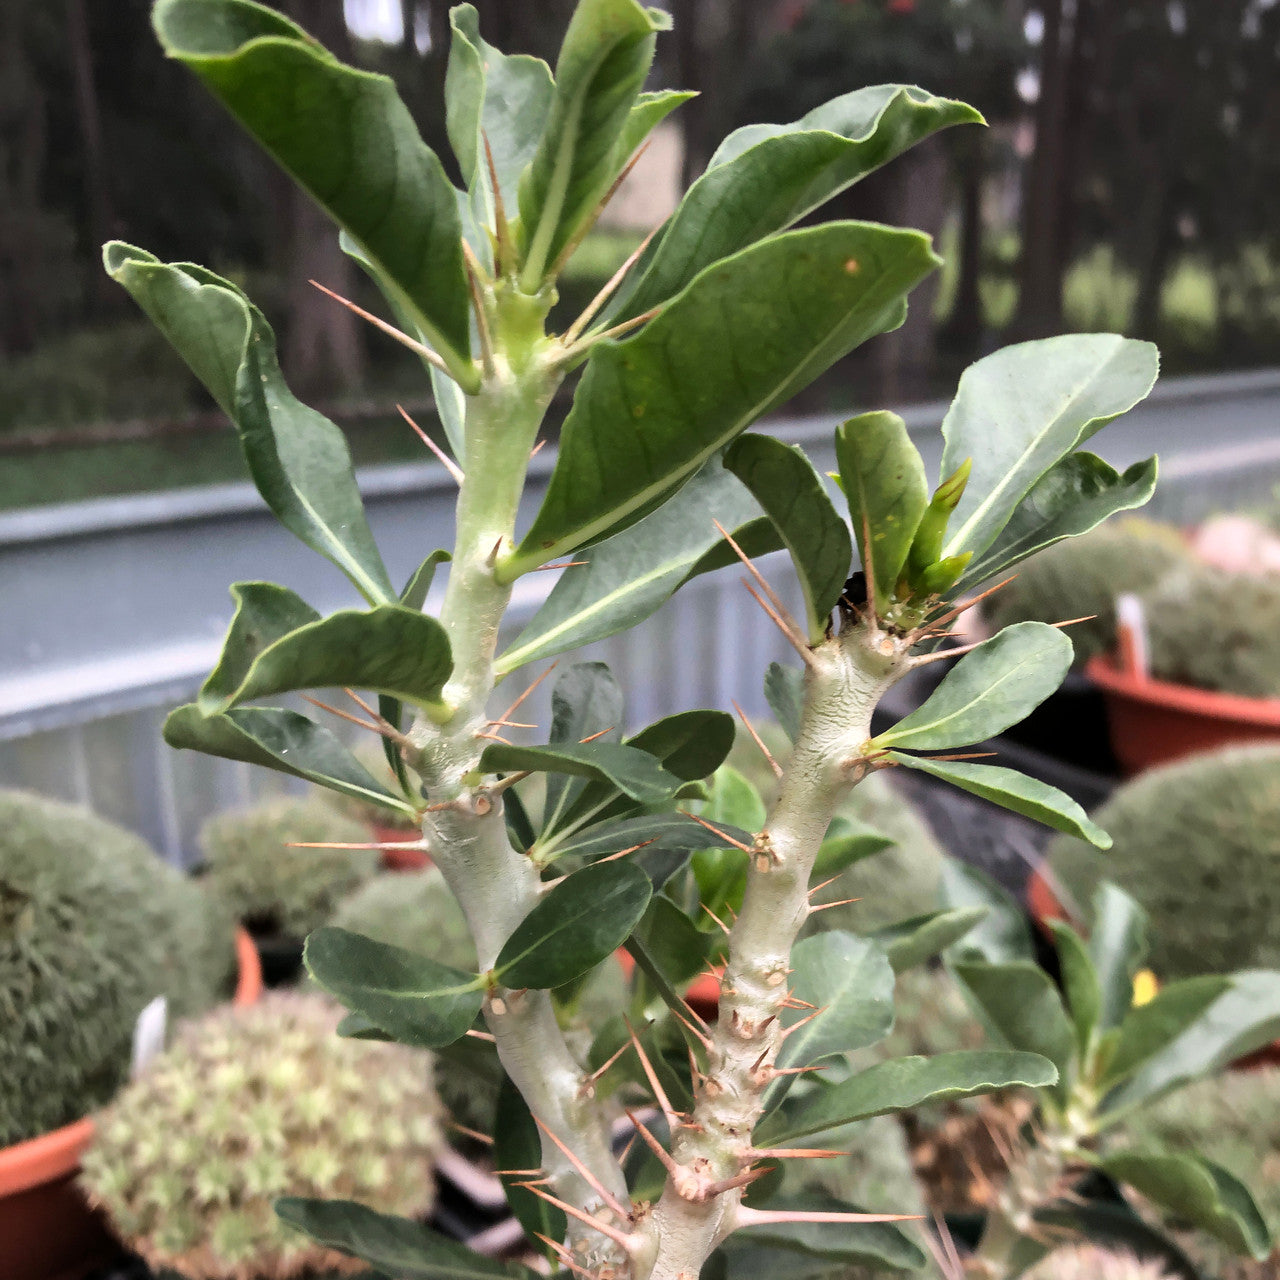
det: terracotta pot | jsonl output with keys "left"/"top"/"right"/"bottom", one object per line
{"left": 0, "top": 927, "right": 262, "bottom": 1280}
{"left": 1085, "top": 653, "right": 1280, "bottom": 776}
{"left": 372, "top": 822, "right": 431, "bottom": 871}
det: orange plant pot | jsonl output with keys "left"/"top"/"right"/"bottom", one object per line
{"left": 1085, "top": 653, "right": 1280, "bottom": 777}
{"left": 0, "top": 928, "right": 262, "bottom": 1280}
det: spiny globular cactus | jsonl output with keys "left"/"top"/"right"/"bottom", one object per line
{"left": 1048, "top": 744, "right": 1280, "bottom": 978}
{"left": 80, "top": 992, "right": 443, "bottom": 1280}
{"left": 202, "top": 797, "right": 379, "bottom": 941}
{"left": 1025, "top": 1246, "right": 1172, "bottom": 1280}
{"left": 1, "top": 788, "right": 235, "bottom": 1145}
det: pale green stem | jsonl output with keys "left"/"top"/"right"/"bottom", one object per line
{"left": 637, "top": 621, "right": 913, "bottom": 1280}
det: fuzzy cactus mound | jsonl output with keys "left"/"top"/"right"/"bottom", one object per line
{"left": 329, "top": 868, "right": 477, "bottom": 970}
{"left": 1143, "top": 565, "right": 1280, "bottom": 697}
{"left": 202, "top": 797, "right": 379, "bottom": 940}
{"left": 986, "top": 519, "right": 1191, "bottom": 666}
{"left": 0, "top": 789, "right": 235, "bottom": 1146}
{"left": 81, "top": 992, "right": 442, "bottom": 1280}
{"left": 1048, "top": 745, "right": 1280, "bottom": 977}
{"left": 1025, "top": 1245, "right": 1172, "bottom": 1280}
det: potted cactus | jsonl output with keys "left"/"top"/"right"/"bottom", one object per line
{"left": 201, "top": 797, "right": 381, "bottom": 986}
{"left": 81, "top": 992, "right": 444, "bottom": 1280}
{"left": 0, "top": 790, "right": 255, "bottom": 1280}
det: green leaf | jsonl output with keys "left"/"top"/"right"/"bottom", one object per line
{"left": 502, "top": 222, "right": 939, "bottom": 576}
{"left": 889, "top": 754, "right": 1112, "bottom": 848}
{"left": 152, "top": 0, "right": 475, "bottom": 383}
{"left": 619, "top": 84, "right": 980, "bottom": 320}
{"left": 1099, "top": 1152, "right": 1272, "bottom": 1260}
{"left": 835, "top": 411, "right": 928, "bottom": 611}
{"left": 275, "top": 1198, "right": 535, "bottom": 1279}
{"left": 937, "top": 861, "right": 1033, "bottom": 963}
{"left": 1101, "top": 971, "right": 1280, "bottom": 1120}
{"left": 765, "top": 662, "right": 805, "bottom": 743}
{"left": 957, "top": 453, "right": 1159, "bottom": 592}
{"left": 479, "top": 742, "right": 682, "bottom": 807}
{"left": 1050, "top": 920, "right": 1102, "bottom": 1058}
{"left": 497, "top": 456, "right": 780, "bottom": 671}
{"left": 951, "top": 959, "right": 1077, "bottom": 1103}
{"left": 541, "top": 662, "right": 624, "bottom": 832}
{"left": 493, "top": 1078, "right": 566, "bottom": 1260}
{"left": 304, "top": 926, "right": 483, "bottom": 1049}
{"left": 335, "top": 1012, "right": 391, "bottom": 1041}
{"left": 939, "top": 335, "right": 1160, "bottom": 561}
{"left": 732, "top": 1192, "right": 926, "bottom": 1272}
{"left": 495, "top": 860, "right": 652, "bottom": 989}
{"left": 724, "top": 434, "right": 853, "bottom": 639}
{"left": 618, "top": 89, "right": 695, "bottom": 159}
{"left": 547, "top": 811, "right": 751, "bottom": 867}
{"left": 104, "top": 246, "right": 397, "bottom": 603}
{"left": 163, "top": 704, "right": 417, "bottom": 815}
{"left": 517, "top": 0, "right": 666, "bottom": 285}
{"left": 775, "top": 932, "right": 895, "bottom": 1075}
{"left": 201, "top": 605, "right": 452, "bottom": 713}
{"left": 875, "top": 623, "right": 1072, "bottom": 751}
{"left": 632, "top": 895, "right": 712, "bottom": 988}
{"left": 811, "top": 823, "right": 894, "bottom": 880}
{"left": 1089, "top": 883, "right": 1149, "bottom": 1033}
{"left": 401, "top": 550, "right": 450, "bottom": 612}
{"left": 756, "top": 1051, "right": 1058, "bottom": 1146}
{"left": 875, "top": 907, "right": 988, "bottom": 973}
{"left": 199, "top": 582, "right": 320, "bottom": 712}
{"left": 446, "top": 5, "right": 553, "bottom": 216}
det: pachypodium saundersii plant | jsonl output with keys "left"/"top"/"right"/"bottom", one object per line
{"left": 938, "top": 873, "right": 1280, "bottom": 1278}
{"left": 111, "top": 2, "right": 1177, "bottom": 1277}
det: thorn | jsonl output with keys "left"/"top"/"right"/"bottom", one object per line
{"left": 685, "top": 812, "right": 753, "bottom": 852}
{"left": 700, "top": 903, "right": 732, "bottom": 937}
{"left": 777, "top": 1007, "right": 826, "bottom": 1043}
{"left": 713, "top": 519, "right": 811, "bottom": 648}
{"left": 623, "top": 1018, "right": 683, "bottom": 1135}
{"left": 741, "top": 578, "right": 819, "bottom": 670}
{"left": 447, "top": 1120, "right": 495, "bottom": 1146}
{"left": 579, "top": 727, "right": 614, "bottom": 744}
{"left": 704, "top": 1166, "right": 771, "bottom": 1198}
{"left": 560, "top": 308, "right": 661, "bottom": 363}
{"left": 748, "top": 1148, "right": 843, "bottom": 1161}
{"left": 342, "top": 688, "right": 404, "bottom": 739}
{"left": 925, "top": 575, "right": 1018, "bottom": 632}
{"left": 768, "top": 1065, "right": 826, "bottom": 1078}
{"left": 808, "top": 895, "right": 863, "bottom": 915}
{"left": 518, "top": 1182, "right": 640, "bottom": 1253}
{"left": 486, "top": 719, "right": 537, "bottom": 730}
{"left": 594, "top": 838, "right": 658, "bottom": 864}
{"left": 494, "top": 1167, "right": 546, "bottom": 1178}
{"left": 397, "top": 404, "right": 464, "bottom": 484}
{"left": 581, "top": 1040, "right": 632, "bottom": 1093}
{"left": 735, "top": 1206, "right": 923, "bottom": 1229}
{"left": 531, "top": 559, "right": 589, "bottom": 571}
{"left": 859, "top": 509, "right": 881, "bottom": 627}
{"left": 529, "top": 439, "right": 547, "bottom": 460}
{"left": 562, "top": 224, "right": 661, "bottom": 347}
{"left": 750, "top": 1046, "right": 771, "bottom": 1074}
{"left": 670, "top": 1008, "right": 714, "bottom": 1049}
{"left": 460, "top": 241, "right": 496, "bottom": 377}
{"left": 549, "top": 142, "right": 653, "bottom": 281}
{"left": 919, "top": 751, "right": 999, "bottom": 763}
{"left": 494, "top": 661, "right": 557, "bottom": 729}
{"left": 285, "top": 840, "right": 427, "bottom": 852}
{"left": 309, "top": 280, "right": 451, "bottom": 376}
{"left": 910, "top": 639, "right": 986, "bottom": 668}
{"left": 476, "top": 731, "right": 512, "bottom": 744}
{"left": 487, "top": 770, "right": 533, "bottom": 796}
{"left": 623, "top": 1108, "right": 682, "bottom": 1179}
{"left": 1053, "top": 614, "right": 1097, "bottom": 629}
{"left": 302, "top": 694, "right": 405, "bottom": 744}
{"left": 534, "top": 1116, "right": 633, "bottom": 1222}
{"left": 732, "top": 699, "right": 783, "bottom": 779}
{"left": 481, "top": 133, "right": 513, "bottom": 271}
{"left": 532, "top": 1234, "right": 595, "bottom": 1280}
{"left": 807, "top": 875, "right": 841, "bottom": 899}
{"left": 779, "top": 994, "right": 817, "bottom": 1011}
{"left": 423, "top": 799, "right": 463, "bottom": 813}
{"left": 465, "top": 1028, "right": 497, "bottom": 1043}
{"left": 486, "top": 536, "right": 504, "bottom": 568}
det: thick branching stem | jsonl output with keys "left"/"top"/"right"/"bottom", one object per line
{"left": 638, "top": 621, "right": 913, "bottom": 1280}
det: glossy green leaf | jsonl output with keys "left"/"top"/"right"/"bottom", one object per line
{"left": 940, "top": 335, "right": 1160, "bottom": 561}
{"left": 619, "top": 84, "right": 980, "bottom": 320}
{"left": 401, "top": 550, "right": 450, "bottom": 612}
{"left": 765, "top": 661, "right": 805, "bottom": 743}
{"left": 951, "top": 959, "right": 1076, "bottom": 1103}
{"left": 835, "top": 410, "right": 928, "bottom": 610}
{"left": 275, "top": 1198, "right": 535, "bottom": 1279}
{"left": 875, "top": 907, "right": 988, "bottom": 973}
{"left": 757, "top": 1050, "right": 1058, "bottom": 1146}
{"left": 517, "top": 0, "right": 666, "bottom": 285}
{"left": 104, "top": 246, "right": 397, "bottom": 603}
{"left": 199, "top": 582, "right": 320, "bottom": 712}
{"left": 775, "top": 932, "right": 895, "bottom": 1075}
{"left": 335, "top": 1012, "right": 391, "bottom": 1041}
{"left": 937, "top": 861, "right": 1033, "bottom": 963}
{"left": 495, "top": 860, "right": 652, "bottom": 989}
{"left": 1101, "top": 971, "right": 1280, "bottom": 1120}
{"left": 202, "top": 605, "right": 452, "bottom": 713}
{"left": 546, "top": 811, "right": 750, "bottom": 863}
{"left": 1089, "top": 883, "right": 1149, "bottom": 1033}
{"left": 541, "top": 662, "right": 624, "bottom": 832}
{"left": 957, "top": 453, "right": 1159, "bottom": 592}
{"left": 153, "top": 0, "right": 475, "bottom": 381}
{"left": 811, "top": 822, "right": 894, "bottom": 880}
{"left": 732, "top": 1192, "right": 925, "bottom": 1271}
{"left": 502, "top": 222, "right": 939, "bottom": 576}
{"left": 494, "top": 1078, "right": 566, "bottom": 1259}
{"left": 479, "top": 741, "right": 682, "bottom": 807}
{"left": 877, "top": 623, "right": 1072, "bottom": 751}
{"left": 724, "top": 433, "right": 853, "bottom": 638}
{"left": 1050, "top": 920, "right": 1102, "bottom": 1057}
{"left": 618, "top": 89, "right": 694, "bottom": 159}
{"left": 304, "top": 927, "right": 483, "bottom": 1049}
{"left": 163, "top": 704, "right": 416, "bottom": 816}
{"left": 446, "top": 5, "right": 553, "bottom": 217}
{"left": 497, "top": 456, "right": 780, "bottom": 671}
{"left": 1099, "top": 1152, "right": 1272, "bottom": 1260}
{"left": 632, "top": 894, "right": 712, "bottom": 987}
{"left": 889, "top": 754, "right": 1112, "bottom": 848}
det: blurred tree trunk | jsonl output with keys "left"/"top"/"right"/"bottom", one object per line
{"left": 939, "top": 133, "right": 988, "bottom": 361}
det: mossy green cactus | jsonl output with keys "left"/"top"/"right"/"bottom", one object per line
{"left": 1049, "top": 745, "right": 1280, "bottom": 978}
{"left": 986, "top": 519, "right": 1191, "bottom": 666}
{"left": 1143, "top": 565, "right": 1280, "bottom": 697}
{"left": 81, "top": 992, "right": 442, "bottom": 1280}
{"left": 0, "top": 788, "right": 235, "bottom": 1145}
{"left": 1025, "top": 1246, "right": 1172, "bottom": 1280}
{"left": 202, "top": 797, "right": 379, "bottom": 941}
